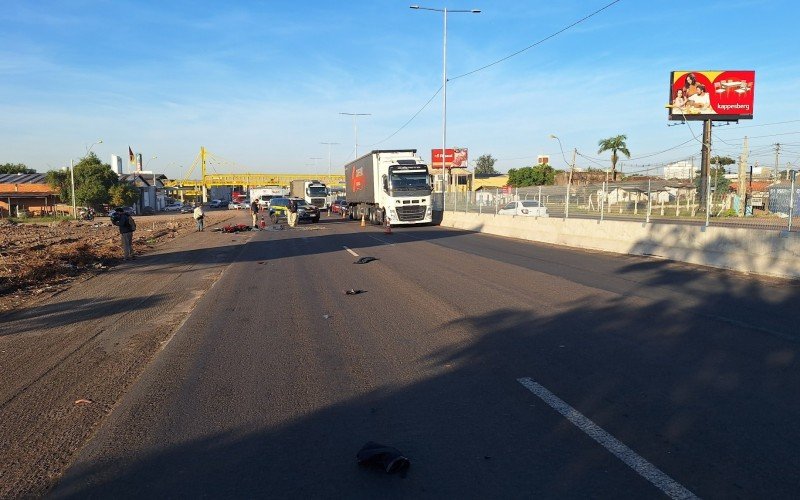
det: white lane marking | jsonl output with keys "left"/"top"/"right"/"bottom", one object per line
{"left": 517, "top": 378, "right": 699, "bottom": 500}
{"left": 344, "top": 246, "right": 359, "bottom": 257}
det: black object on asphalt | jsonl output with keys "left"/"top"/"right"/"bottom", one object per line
{"left": 357, "top": 441, "right": 410, "bottom": 474}
{"left": 354, "top": 256, "right": 378, "bottom": 264}
{"left": 345, "top": 289, "right": 366, "bottom": 295}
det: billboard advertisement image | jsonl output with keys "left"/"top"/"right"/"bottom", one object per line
{"left": 431, "top": 148, "right": 468, "bottom": 168}
{"left": 668, "top": 70, "right": 755, "bottom": 121}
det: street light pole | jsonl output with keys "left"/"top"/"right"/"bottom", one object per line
{"left": 411, "top": 5, "right": 480, "bottom": 213}
{"left": 550, "top": 134, "right": 575, "bottom": 219}
{"left": 320, "top": 142, "right": 340, "bottom": 183}
{"left": 70, "top": 159, "right": 76, "bottom": 219}
{"left": 339, "top": 112, "right": 370, "bottom": 159}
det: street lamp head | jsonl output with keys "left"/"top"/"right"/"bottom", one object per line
{"left": 471, "top": 9, "right": 481, "bottom": 13}
{"left": 410, "top": 5, "right": 419, "bottom": 9}
{"left": 549, "top": 134, "right": 558, "bottom": 139}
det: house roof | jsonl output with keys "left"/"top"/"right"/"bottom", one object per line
{"left": 120, "top": 173, "right": 168, "bottom": 188}
{"left": 0, "top": 173, "right": 47, "bottom": 184}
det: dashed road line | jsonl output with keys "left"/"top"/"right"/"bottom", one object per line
{"left": 343, "top": 246, "right": 359, "bottom": 257}
{"left": 517, "top": 377, "right": 699, "bottom": 500}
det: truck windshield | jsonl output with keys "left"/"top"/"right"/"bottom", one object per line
{"left": 307, "top": 186, "right": 327, "bottom": 196}
{"left": 390, "top": 171, "right": 429, "bottom": 190}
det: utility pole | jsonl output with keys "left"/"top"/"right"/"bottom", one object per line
{"left": 775, "top": 143, "right": 781, "bottom": 179}
{"left": 738, "top": 136, "right": 748, "bottom": 216}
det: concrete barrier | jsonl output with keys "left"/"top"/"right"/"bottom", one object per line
{"left": 441, "top": 212, "right": 800, "bottom": 279}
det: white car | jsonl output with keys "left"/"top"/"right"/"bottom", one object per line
{"left": 163, "top": 202, "right": 184, "bottom": 212}
{"left": 498, "top": 200, "right": 548, "bottom": 217}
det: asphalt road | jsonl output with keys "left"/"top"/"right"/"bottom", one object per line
{"left": 51, "top": 213, "right": 800, "bottom": 498}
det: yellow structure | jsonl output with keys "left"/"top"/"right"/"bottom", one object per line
{"left": 163, "top": 147, "right": 345, "bottom": 201}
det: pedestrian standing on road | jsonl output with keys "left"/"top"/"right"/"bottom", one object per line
{"left": 111, "top": 207, "right": 136, "bottom": 260}
{"left": 193, "top": 203, "right": 205, "bottom": 232}
{"left": 251, "top": 200, "right": 260, "bottom": 229}
{"left": 287, "top": 199, "right": 298, "bottom": 228}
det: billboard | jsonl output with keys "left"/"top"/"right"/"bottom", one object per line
{"left": 668, "top": 70, "right": 754, "bottom": 121}
{"left": 431, "top": 148, "right": 468, "bottom": 168}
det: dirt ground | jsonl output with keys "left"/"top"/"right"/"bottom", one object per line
{"left": 0, "top": 211, "right": 236, "bottom": 314}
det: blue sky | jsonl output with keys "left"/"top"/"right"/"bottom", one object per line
{"left": 2, "top": 0, "right": 799, "bottom": 178}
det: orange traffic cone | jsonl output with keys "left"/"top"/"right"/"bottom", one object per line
{"left": 260, "top": 216, "right": 266, "bottom": 230}
{"left": 384, "top": 216, "right": 392, "bottom": 235}
{"left": 360, "top": 212, "right": 366, "bottom": 228}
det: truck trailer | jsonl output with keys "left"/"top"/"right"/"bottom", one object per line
{"left": 250, "top": 186, "right": 288, "bottom": 208}
{"left": 345, "top": 150, "right": 432, "bottom": 225}
{"left": 289, "top": 180, "right": 327, "bottom": 208}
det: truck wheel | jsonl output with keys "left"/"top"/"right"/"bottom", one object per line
{"left": 270, "top": 214, "right": 278, "bottom": 224}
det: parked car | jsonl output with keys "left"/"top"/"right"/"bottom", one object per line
{"left": 228, "top": 200, "right": 249, "bottom": 210}
{"left": 180, "top": 205, "right": 193, "bottom": 214}
{"left": 209, "top": 199, "right": 225, "bottom": 208}
{"left": 163, "top": 202, "right": 184, "bottom": 212}
{"left": 331, "top": 199, "right": 348, "bottom": 215}
{"left": 107, "top": 206, "right": 135, "bottom": 217}
{"left": 497, "top": 200, "right": 548, "bottom": 217}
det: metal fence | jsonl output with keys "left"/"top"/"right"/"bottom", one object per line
{"left": 442, "top": 175, "right": 799, "bottom": 232}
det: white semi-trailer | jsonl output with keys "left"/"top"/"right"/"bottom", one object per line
{"left": 345, "top": 149, "right": 432, "bottom": 225}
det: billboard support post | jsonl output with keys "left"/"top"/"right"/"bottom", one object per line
{"left": 700, "top": 119, "right": 712, "bottom": 211}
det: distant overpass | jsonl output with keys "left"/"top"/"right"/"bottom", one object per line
{"left": 162, "top": 147, "right": 345, "bottom": 200}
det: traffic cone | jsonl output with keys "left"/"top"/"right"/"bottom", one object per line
{"left": 260, "top": 216, "right": 266, "bottom": 230}
{"left": 360, "top": 212, "right": 366, "bottom": 227}
{"left": 384, "top": 216, "right": 392, "bottom": 235}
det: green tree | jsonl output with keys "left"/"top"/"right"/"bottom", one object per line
{"left": 46, "top": 153, "right": 119, "bottom": 208}
{"left": 710, "top": 155, "right": 736, "bottom": 169}
{"left": 597, "top": 134, "right": 631, "bottom": 181}
{"left": 507, "top": 164, "right": 556, "bottom": 187}
{"left": 109, "top": 183, "right": 139, "bottom": 207}
{"left": 0, "top": 163, "right": 36, "bottom": 174}
{"left": 475, "top": 154, "right": 499, "bottom": 175}
{"left": 45, "top": 169, "right": 71, "bottom": 202}
{"left": 694, "top": 165, "right": 731, "bottom": 194}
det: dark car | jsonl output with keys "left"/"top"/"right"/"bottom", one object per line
{"left": 294, "top": 199, "right": 320, "bottom": 223}
{"left": 331, "top": 199, "right": 348, "bottom": 215}
{"left": 269, "top": 197, "right": 320, "bottom": 223}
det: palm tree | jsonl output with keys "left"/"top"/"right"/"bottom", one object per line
{"left": 597, "top": 135, "right": 631, "bottom": 181}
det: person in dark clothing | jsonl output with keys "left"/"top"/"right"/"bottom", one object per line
{"left": 111, "top": 207, "right": 136, "bottom": 260}
{"left": 251, "top": 200, "right": 260, "bottom": 228}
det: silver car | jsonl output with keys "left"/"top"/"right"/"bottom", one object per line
{"left": 497, "top": 200, "right": 548, "bottom": 217}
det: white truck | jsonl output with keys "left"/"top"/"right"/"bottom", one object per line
{"left": 250, "top": 186, "right": 288, "bottom": 208}
{"left": 345, "top": 149, "right": 432, "bottom": 225}
{"left": 289, "top": 180, "right": 327, "bottom": 208}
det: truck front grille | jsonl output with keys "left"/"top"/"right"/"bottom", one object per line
{"left": 310, "top": 198, "right": 326, "bottom": 208}
{"left": 396, "top": 205, "right": 426, "bottom": 222}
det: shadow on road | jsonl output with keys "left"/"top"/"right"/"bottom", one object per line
{"left": 51, "top": 265, "right": 800, "bottom": 498}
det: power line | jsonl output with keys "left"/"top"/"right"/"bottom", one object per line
{"left": 450, "top": 0, "right": 623, "bottom": 81}
{"left": 367, "top": 85, "right": 443, "bottom": 147}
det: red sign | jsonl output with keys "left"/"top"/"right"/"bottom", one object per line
{"left": 431, "top": 148, "right": 468, "bottom": 168}
{"left": 669, "top": 70, "right": 755, "bottom": 121}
